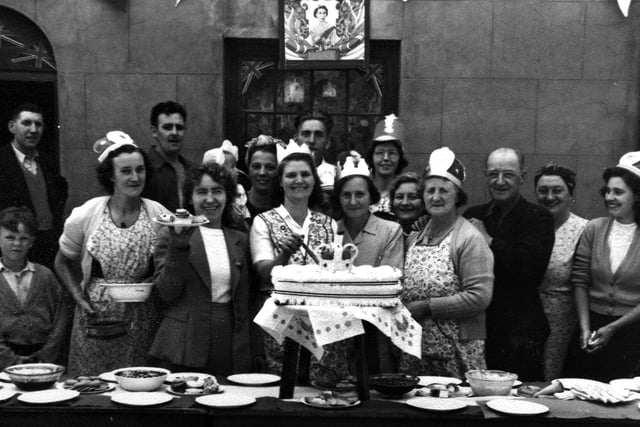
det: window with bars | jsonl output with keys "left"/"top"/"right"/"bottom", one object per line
{"left": 224, "top": 39, "right": 399, "bottom": 167}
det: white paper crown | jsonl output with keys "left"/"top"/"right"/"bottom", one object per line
{"left": 93, "top": 131, "right": 136, "bottom": 163}
{"left": 618, "top": 151, "right": 640, "bottom": 178}
{"left": 202, "top": 147, "right": 225, "bottom": 166}
{"left": 220, "top": 139, "right": 238, "bottom": 161}
{"left": 339, "top": 151, "right": 370, "bottom": 180}
{"left": 276, "top": 140, "right": 311, "bottom": 163}
{"left": 426, "top": 147, "right": 466, "bottom": 188}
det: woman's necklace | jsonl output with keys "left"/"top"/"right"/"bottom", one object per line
{"left": 108, "top": 200, "right": 141, "bottom": 228}
{"left": 426, "top": 219, "right": 456, "bottom": 243}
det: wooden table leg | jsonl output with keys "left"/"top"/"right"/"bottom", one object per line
{"left": 279, "top": 337, "right": 300, "bottom": 398}
{"left": 353, "top": 335, "right": 370, "bottom": 401}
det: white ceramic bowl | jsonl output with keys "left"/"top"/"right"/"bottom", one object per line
{"left": 465, "top": 370, "right": 517, "bottom": 396}
{"left": 113, "top": 367, "right": 169, "bottom": 392}
{"left": 102, "top": 283, "right": 154, "bottom": 302}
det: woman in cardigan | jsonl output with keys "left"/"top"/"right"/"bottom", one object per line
{"left": 400, "top": 148, "right": 494, "bottom": 378}
{"left": 55, "top": 133, "right": 168, "bottom": 375}
{"left": 567, "top": 152, "right": 640, "bottom": 381}
{"left": 151, "top": 163, "right": 254, "bottom": 375}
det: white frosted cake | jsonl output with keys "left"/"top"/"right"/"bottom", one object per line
{"left": 271, "top": 264, "right": 403, "bottom": 307}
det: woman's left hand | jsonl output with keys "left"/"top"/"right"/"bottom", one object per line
{"left": 167, "top": 225, "right": 196, "bottom": 248}
{"left": 585, "top": 324, "right": 616, "bottom": 353}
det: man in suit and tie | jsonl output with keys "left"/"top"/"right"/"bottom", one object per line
{"left": 0, "top": 103, "right": 68, "bottom": 269}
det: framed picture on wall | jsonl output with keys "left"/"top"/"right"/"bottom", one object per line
{"left": 280, "top": 0, "right": 369, "bottom": 70}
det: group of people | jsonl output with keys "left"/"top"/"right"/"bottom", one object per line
{"left": 1, "top": 100, "right": 639, "bottom": 385}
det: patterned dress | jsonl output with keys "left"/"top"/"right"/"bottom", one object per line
{"left": 538, "top": 212, "right": 587, "bottom": 380}
{"left": 400, "top": 232, "right": 485, "bottom": 378}
{"left": 257, "top": 209, "right": 334, "bottom": 375}
{"left": 67, "top": 207, "right": 160, "bottom": 376}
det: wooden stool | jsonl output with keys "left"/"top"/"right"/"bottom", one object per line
{"left": 278, "top": 336, "right": 370, "bottom": 401}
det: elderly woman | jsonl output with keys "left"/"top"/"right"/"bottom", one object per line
{"left": 250, "top": 145, "right": 337, "bottom": 374}
{"left": 150, "top": 164, "right": 254, "bottom": 375}
{"left": 390, "top": 172, "right": 427, "bottom": 236}
{"left": 566, "top": 152, "right": 640, "bottom": 381}
{"left": 366, "top": 115, "right": 409, "bottom": 221}
{"left": 534, "top": 163, "right": 587, "bottom": 380}
{"left": 245, "top": 135, "right": 280, "bottom": 220}
{"left": 400, "top": 147, "right": 494, "bottom": 378}
{"left": 55, "top": 133, "right": 168, "bottom": 375}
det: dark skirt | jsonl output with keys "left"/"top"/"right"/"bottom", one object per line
{"left": 564, "top": 311, "right": 640, "bottom": 382}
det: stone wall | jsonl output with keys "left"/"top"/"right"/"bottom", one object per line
{"left": 2, "top": 0, "right": 638, "bottom": 218}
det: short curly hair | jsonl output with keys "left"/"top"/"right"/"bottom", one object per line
{"left": 366, "top": 140, "right": 408, "bottom": 176}
{"left": 275, "top": 152, "right": 325, "bottom": 208}
{"left": 183, "top": 163, "right": 237, "bottom": 226}
{"left": 96, "top": 145, "right": 151, "bottom": 194}
{"left": 294, "top": 109, "right": 334, "bottom": 135}
{"left": 600, "top": 166, "right": 640, "bottom": 225}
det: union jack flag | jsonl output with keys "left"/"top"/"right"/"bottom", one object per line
{"left": 11, "top": 41, "right": 56, "bottom": 70}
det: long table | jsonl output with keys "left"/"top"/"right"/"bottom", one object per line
{"left": 0, "top": 382, "right": 639, "bottom": 427}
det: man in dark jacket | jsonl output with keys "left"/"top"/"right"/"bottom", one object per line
{"left": 464, "top": 147, "right": 554, "bottom": 381}
{"left": 0, "top": 103, "right": 68, "bottom": 269}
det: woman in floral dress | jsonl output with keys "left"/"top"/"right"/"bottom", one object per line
{"left": 400, "top": 148, "right": 494, "bottom": 378}
{"left": 55, "top": 136, "right": 168, "bottom": 375}
{"left": 534, "top": 163, "right": 587, "bottom": 380}
{"left": 250, "top": 147, "right": 336, "bottom": 375}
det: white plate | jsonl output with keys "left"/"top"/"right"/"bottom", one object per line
{"left": 0, "top": 372, "right": 10, "bottom": 383}
{"left": 300, "top": 397, "right": 361, "bottom": 409}
{"left": 406, "top": 397, "right": 467, "bottom": 412}
{"left": 99, "top": 370, "right": 117, "bottom": 383}
{"left": 195, "top": 393, "right": 256, "bottom": 408}
{"left": 610, "top": 379, "right": 640, "bottom": 392}
{"left": 226, "top": 373, "right": 280, "bottom": 386}
{"left": 152, "top": 217, "right": 209, "bottom": 228}
{"left": 418, "top": 376, "right": 463, "bottom": 387}
{"left": 18, "top": 389, "right": 80, "bottom": 404}
{"left": 486, "top": 398, "right": 549, "bottom": 416}
{"left": 111, "top": 392, "right": 173, "bottom": 406}
{"left": 0, "top": 389, "right": 16, "bottom": 401}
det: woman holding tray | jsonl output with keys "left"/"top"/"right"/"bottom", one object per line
{"left": 151, "top": 163, "right": 254, "bottom": 375}
{"left": 55, "top": 132, "right": 168, "bottom": 375}
{"left": 400, "top": 147, "right": 494, "bottom": 378}
{"left": 250, "top": 142, "right": 337, "bottom": 375}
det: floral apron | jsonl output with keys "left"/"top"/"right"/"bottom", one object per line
{"left": 400, "top": 232, "right": 485, "bottom": 378}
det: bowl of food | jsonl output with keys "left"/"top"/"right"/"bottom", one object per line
{"left": 101, "top": 283, "right": 154, "bottom": 303}
{"left": 4, "top": 363, "right": 65, "bottom": 391}
{"left": 113, "top": 367, "right": 169, "bottom": 391}
{"left": 465, "top": 370, "right": 517, "bottom": 396}
{"left": 369, "top": 373, "right": 419, "bottom": 397}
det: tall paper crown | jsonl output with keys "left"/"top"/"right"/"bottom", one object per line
{"left": 93, "top": 131, "right": 136, "bottom": 163}
{"left": 202, "top": 147, "right": 225, "bottom": 166}
{"left": 338, "top": 151, "right": 370, "bottom": 181}
{"left": 618, "top": 151, "right": 640, "bottom": 178}
{"left": 220, "top": 139, "right": 238, "bottom": 161}
{"left": 372, "top": 113, "right": 405, "bottom": 148}
{"left": 276, "top": 139, "right": 311, "bottom": 163}
{"left": 425, "top": 147, "right": 466, "bottom": 188}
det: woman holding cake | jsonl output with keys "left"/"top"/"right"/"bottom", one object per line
{"left": 565, "top": 152, "right": 640, "bottom": 381}
{"left": 250, "top": 142, "right": 337, "bottom": 374}
{"left": 400, "top": 147, "right": 494, "bottom": 378}
{"left": 151, "top": 163, "right": 254, "bottom": 375}
{"left": 55, "top": 132, "right": 168, "bottom": 375}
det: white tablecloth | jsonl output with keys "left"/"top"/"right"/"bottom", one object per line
{"left": 254, "top": 298, "right": 422, "bottom": 360}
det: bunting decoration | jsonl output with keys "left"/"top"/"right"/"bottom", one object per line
{"left": 240, "top": 60, "right": 275, "bottom": 95}
{"left": 618, "top": 0, "right": 631, "bottom": 17}
{"left": 361, "top": 63, "right": 383, "bottom": 97}
{"left": 11, "top": 41, "right": 56, "bottom": 70}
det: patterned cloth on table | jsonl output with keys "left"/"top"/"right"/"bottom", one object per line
{"left": 400, "top": 232, "right": 485, "bottom": 378}
{"left": 67, "top": 207, "right": 160, "bottom": 376}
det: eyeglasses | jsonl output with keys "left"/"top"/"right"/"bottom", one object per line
{"left": 373, "top": 149, "right": 399, "bottom": 159}
{"left": 486, "top": 170, "right": 520, "bottom": 181}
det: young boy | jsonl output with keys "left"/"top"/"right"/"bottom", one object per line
{"left": 0, "top": 207, "right": 68, "bottom": 368}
